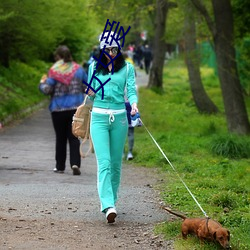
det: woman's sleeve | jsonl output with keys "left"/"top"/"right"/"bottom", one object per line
{"left": 75, "top": 67, "right": 88, "bottom": 91}
{"left": 87, "top": 63, "right": 92, "bottom": 84}
{"left": 126, "top": 63, "right": 138, "bottom": 105}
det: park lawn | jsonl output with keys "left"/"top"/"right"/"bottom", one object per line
{"left": 129, "top": 58, "right": 250, "bottom": 250}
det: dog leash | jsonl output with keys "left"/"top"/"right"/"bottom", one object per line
{"left": 139, "top": 118, "right": 209, "bottom": 218}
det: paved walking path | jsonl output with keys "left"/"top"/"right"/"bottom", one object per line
{"left": 0, "top": 70, "right": 172, "bottom": 249}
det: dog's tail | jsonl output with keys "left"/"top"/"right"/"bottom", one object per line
{"left": 162, "top": 206, "right": 187, "bottom": 220}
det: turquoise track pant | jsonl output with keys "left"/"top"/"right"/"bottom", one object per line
{"left": 90, "top": 111, "right": 128, "bottom": 212}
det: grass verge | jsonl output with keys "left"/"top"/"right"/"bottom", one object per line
{"left": 128, "top": 58, "right": 250, "bottom": 250}
{"left": 0, "top": 60, "right": 50, "bottom": 125}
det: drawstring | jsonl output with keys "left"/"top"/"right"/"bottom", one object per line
{"left": 91, "top": 108, "right": 125, "bottom": 125}
{"left": 92, "top": 108, "right": 124, "bottom": 125}
{"left": 109, "top": 112, "right": 115, "bottom": 124}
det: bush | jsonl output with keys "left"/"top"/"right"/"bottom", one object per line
{"left": 210, "top": 135, "right": 250, "bottom": 159}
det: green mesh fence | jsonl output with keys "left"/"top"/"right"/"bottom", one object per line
{"left": 198, "top": 41, "right": 217, "bottom": 75}
{"left": 198, "top": 40, "right": 250, "bottom": 94}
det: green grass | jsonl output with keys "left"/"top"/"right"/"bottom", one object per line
{"left": 129, "top": 58, "right": 250, "bottom": 250}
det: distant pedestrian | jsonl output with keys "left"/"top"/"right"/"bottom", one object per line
{"left": 87, "top": 45, "right": 99, "bottom": 69}
{"left": 126, "top": 44, "right": 134, "bottom": 61}
{"left": 123, "top": 51, "right": 137, "bottom": 160}
{"left": 134, "top": 45, "right": 144, "bottom": 69}
{"left": 39, "top": 45, "right": 87, "bottom": 175}
{"left": 143, "top": 44, "right": 152, "bottom": 74}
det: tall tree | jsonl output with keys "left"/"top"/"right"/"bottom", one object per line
{"left": 184, "top": 1, "right": 218, "bottom": 114}
{"left": 191, "top": 0, "right": 250, "bottom": 134}
{"left": 148, "top": 0, "right": 177, "bottom": 89}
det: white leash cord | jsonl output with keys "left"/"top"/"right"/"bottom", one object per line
{"left": 140, "top": 118, "right": 209, "bottom": 218}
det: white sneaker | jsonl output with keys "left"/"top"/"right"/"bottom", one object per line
{"left": 105, "top": 207, "right": 117, "bottom": 223}
{"left": 127, "top": 152, "right": 133, "bottom": 160}
{"left": 53, "top": 168, "right": 64, "bottom": 173}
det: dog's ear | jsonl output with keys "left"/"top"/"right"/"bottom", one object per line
{"left": 213, "top": 231, "right": 217, "bottom": 240}
{"left": 227, "top": 230, "right": 230, "bottom": 240}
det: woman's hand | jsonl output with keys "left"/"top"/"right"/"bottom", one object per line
{"left": 131, "top": 103, "right": 138, "bottom": 116}
{"left": 40, "top": 74, "right": 47, "bottom": 83}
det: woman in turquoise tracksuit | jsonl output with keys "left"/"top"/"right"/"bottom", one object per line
{"left": 86, "top": 32, "right": 138, "bottom": 223}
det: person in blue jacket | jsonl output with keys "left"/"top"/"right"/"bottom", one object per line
{"left": 39, "top": 45, "right": 87, "bottom": 176}
{"left": 86, "top": 32, "right": 139, "bottom": 223}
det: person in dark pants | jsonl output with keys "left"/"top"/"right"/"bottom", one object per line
{"left": 39, "top": 45, "right": 87, "bottom": 175}
{"left": 51, "top": 110, "right": 81, "bottom": 173}
{"left": 123, "top": 52, "right": 137, "bottom": 160}
{"left": 143, "top": 44, "right": 152, "bottom": 74}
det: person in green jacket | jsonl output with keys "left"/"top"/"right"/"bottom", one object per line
{"left": 86, "top": 31, "right": 138, "bottom": 223}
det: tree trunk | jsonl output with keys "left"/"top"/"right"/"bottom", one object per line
{"left": 148, "top": 0, "right": 169, "bottom": 89}
{"left": 212, "top": 0, "right": 250, "bottom": 134}
{"left": 184, "top": 4, "right": 218, "bottom": 114}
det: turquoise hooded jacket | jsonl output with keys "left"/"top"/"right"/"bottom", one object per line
{"left": 87, "top": 62, "right": 138, "bottom": 110}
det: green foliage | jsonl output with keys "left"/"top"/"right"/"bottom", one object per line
{"left": 236, "top": 37, "right": 250, "bottom": 95}
{"left": 129, "top": 58, "right": 250, "bottom": 249}
{"left": 165, "top": 0, "right": 213, "bottom": 44}
{"left": 91, "top": 0, "right": 156, "bottom": 46}
{"left": 165, "top": 3, "right": 184, "bottom": 44}
{"left": 0, "top": 60, "right": 49, "bottom": 122}
{"left": 232, "top": 0, "right": 250, "bottom": 39}
{"left": 0, "top": 0, "right": 98, "bottom": 66}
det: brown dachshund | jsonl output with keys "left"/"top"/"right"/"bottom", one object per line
{"left": 162, "top": 207, "right": 231, "bottom": 249}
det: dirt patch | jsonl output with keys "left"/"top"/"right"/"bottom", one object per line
{"left": 0, "top": 216, "right": 174, "bottom": 250}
